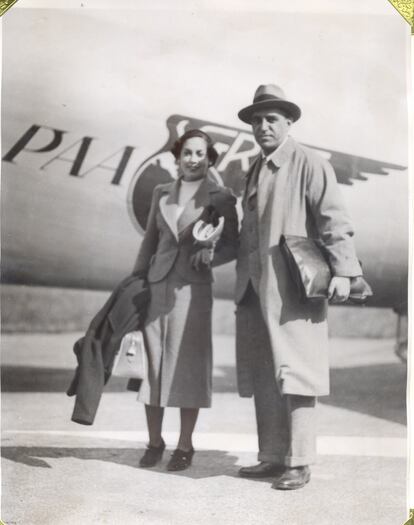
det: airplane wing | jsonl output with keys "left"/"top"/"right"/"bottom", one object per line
{"left": 304, "top": 145, "right": 406, "bottom": 185}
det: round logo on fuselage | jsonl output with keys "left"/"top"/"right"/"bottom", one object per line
{"left": 127, "top": 114, "right": 260, "bottom": 233}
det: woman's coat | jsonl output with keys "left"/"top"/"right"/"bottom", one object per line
{"left": 134, "top": 176, "right": 238, "bottom": 407}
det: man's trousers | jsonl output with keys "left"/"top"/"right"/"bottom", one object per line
{"left": 236, "top": 283, "right": 317, "bottom": 467}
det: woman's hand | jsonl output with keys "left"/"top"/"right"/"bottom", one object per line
{"left": 328, "top": 276, "right": 351, "bottom": 303}
{"left": 190, "top": 248, "right": 213, "bottom": 271}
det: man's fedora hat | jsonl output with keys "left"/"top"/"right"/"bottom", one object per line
{"left": 238, "top": 84, "right": 301, "bottom": 124}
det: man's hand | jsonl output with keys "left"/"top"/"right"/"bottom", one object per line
{"left": 328, "top": 276, "right": 351, "bottom": 303}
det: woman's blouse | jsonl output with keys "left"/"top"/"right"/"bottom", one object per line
{"left": 175, "top": 178, "right": 203, "bottom": 222}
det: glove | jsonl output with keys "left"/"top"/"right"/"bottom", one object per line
{"left": 202, "top": 204, "right": 221, "bottom": 228}
{"left": 190, "top": 248, "right": 213, "bottom": 271}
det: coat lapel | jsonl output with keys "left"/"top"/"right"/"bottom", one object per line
{"left": 255, "top": 136, "right": 296, "bottom": 214}
{"left": 246, "top": 156, "right": 262, "bottom": 200}
{"left": 159, "top": 181, "right": 179, "bottom": 241}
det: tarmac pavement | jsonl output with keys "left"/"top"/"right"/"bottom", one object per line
{"left": 0, "top": 333, "right": 408, "bottom": 525}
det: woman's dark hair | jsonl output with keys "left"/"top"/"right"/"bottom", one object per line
{"left": 171, "top": 129, "right": 219, "bottom": 166}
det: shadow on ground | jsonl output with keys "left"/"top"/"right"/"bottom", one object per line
{"left": 1, "top": 366, "right": 131, "bottom": 393}
{"left": 325, "top": 364, "right": 406, "bottom": 426}
{"left": 1, "top": 446, "right": 246, "bottom": 480}
{"left": 0, "top": 364, "right": 239, "bottom": 394}
{"left": 1, "top": 362, "right": 406, "bottom": 426}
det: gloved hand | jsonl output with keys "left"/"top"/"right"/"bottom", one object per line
{"left": 200, "top": 205, "right": 221, "bottom": 227}
{"left": 190, "top": 248, "right": 213, "bottom": 271}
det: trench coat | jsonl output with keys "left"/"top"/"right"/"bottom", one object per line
{"left": 133, "top": 176, "right": 238, "bottom": 407}
{"left": 235, "top": 137, "right": 362, "bottom": 397}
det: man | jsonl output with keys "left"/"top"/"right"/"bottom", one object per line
{"left": 235, "top": 84, "right": 362, "bottom": 490}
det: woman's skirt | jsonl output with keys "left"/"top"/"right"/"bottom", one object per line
{"left": 138, "top": 272, "right": 213, "bottom": 408}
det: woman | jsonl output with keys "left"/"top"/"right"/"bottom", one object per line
{"left": 132, "top": 129, "right": 238, "bottom": 471}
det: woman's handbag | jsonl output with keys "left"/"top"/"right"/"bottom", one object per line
{"left": 192, "top": 216, "right": 224, "bottom": 245}
{"left": 193, "top": 204, "right": 224, "bottom": 247}
{"left": 111, "top": 331, "right": 148, "bottom": 379}
{"left": 279, "top": 234, "right": 373, "bottom": 304}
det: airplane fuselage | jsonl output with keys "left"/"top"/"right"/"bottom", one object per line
{"left": 1, "top": 115, "right": 408, "bottom": 311}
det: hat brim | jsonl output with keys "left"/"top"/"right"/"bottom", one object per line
{"left": 238, "top": 100, "right": 301, "bottom": 124}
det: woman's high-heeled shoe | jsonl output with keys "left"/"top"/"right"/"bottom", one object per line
{"left": 139, "top": 439, "right": 166, "bottom": 468}
{"left": 166, "top": 448, "right": 194, "bottom": 471}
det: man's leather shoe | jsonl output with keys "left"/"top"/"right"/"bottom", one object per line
{"left": 239, "top": 462, "right": 284, "bottom": 478}
{"left": 272, "top": 466, "right": 311, "bottom": 490}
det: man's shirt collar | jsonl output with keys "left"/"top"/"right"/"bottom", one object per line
{"left": 261, "top": 136, "right": 291, "bottom": 168}
{"left": 262, "top": 135, "right": 289, "bottom": 164}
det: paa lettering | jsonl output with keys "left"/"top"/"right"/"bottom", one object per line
{"left": 3, "top": 124, "right": 135, "bottom": 185}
